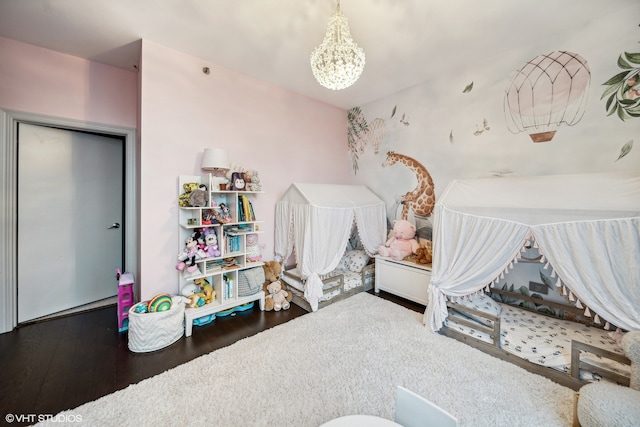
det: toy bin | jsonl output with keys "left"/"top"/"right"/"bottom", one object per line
{"left": 127, "top": 296, "right": 185, "bottom": 353}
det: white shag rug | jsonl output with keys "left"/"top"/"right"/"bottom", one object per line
{"left": 38, "top": 293, "right": 575, "bottom": 427}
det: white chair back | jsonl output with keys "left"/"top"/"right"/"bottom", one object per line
{"left": 395, "top": 386, "right": 459, "bottom": 427}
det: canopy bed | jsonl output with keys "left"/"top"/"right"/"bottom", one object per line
{"left": 275, "top": 183, "right": 386, "bottom": 312}
{"left": 424, "top": 172, "right": 640, "bottom": 389}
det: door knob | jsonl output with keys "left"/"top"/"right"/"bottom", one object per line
{"left": 108, "top": 223, "right": 120, "bottom": 229}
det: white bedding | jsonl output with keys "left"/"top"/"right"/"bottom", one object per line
{"left": 445, "top": 302, "right": 630, "bottom": 381}
{"left": 282, "top": 267, "right": 363, "bottom": 302}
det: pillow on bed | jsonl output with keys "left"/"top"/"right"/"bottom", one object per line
{"left": 341, "top": 250, "right": 370, "bottom": 273}
{"left": 451, "top": 293, "right": 502, "bottom": 324}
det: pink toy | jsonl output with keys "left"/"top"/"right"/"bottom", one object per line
{"left": 378, "top": 219, "right": 420, "bottom": 261}
{"left": 177, "top": 236, "right": 201, "bottom": 272}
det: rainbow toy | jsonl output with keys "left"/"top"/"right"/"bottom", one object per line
{"left": 148, "top": 294, "right": 173, "bottom": 313}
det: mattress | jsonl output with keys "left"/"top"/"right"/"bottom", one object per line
{"left": 445, "top": 302, "right": 630, "bottom": 381}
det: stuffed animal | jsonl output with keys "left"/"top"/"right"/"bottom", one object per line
{"left": 246, "top": 170, "right": 262, "bottom": 191}
{"left": 378, "top": 219, "right": 420, "bottom": 261}
{"left": 266, "top": 280, "right": 291, "bottom": 311}
{"left": 217, "top": 203, "right": 232, "bottom": 223}
{"left": 194, "top": 277, "right": 215, "bottom": 304}
{"left": 203, "top": 229, "right": 221, "bottom": 257}
{"left": 261, "top": 261, "right": 293, "bottom": 311}
{"left": 179, "top": 182, "right": 199, "bottom": 207}
{"left": 262, "top": 260, "right": 282, "bottom": 282}
{"left": 181, "top": 283, "right": 205, "bottom": 308}
{"left": 177, "top": 235, "right": 204, "bottom": 272}
{"left": 189, "top": 184, "right": 209, "bottom": 207}
{"left": 413, "top": 242, "right": 433, "bottom": 264}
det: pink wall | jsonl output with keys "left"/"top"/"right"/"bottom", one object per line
{"left": 0, "top": 37, "right": 137, "bottom": 128}
{"left": 139, "top": 40, "right": 349, "bottom": 299}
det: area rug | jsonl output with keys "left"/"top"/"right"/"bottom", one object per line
{"left": 37, "top": 293, "right": 575, "bottom": 426}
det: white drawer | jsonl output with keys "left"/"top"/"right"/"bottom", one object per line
{"left": 375, "top": 257, "right": 430, "bottom": 305}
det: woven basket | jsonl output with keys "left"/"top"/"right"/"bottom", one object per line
{"left": 128, "top": 297, "right": 185, "bottom": 353}
{"left": 238, "top": 266, "right": 265, "bottom": 297}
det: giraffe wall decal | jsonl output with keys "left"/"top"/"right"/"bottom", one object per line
{"left": 382, "top": 151, "right": 436, "bottom": 220}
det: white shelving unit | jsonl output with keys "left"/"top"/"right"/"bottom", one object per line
{"left": 178, "top": 174, "right": 265, "bottom": 337}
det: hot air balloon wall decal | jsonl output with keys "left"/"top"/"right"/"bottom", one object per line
{"left": 504, "top": 51, "right": 591, "bottom": 143}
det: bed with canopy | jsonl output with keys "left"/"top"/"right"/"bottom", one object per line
{"left": 424, "top": 172, "right": 640, "bottom": 388}
{"left": 275, "top": 183, "right": 387, "bottom": 312}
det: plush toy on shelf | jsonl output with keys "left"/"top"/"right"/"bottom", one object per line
{"left": 181, "top": 283, "right": 205, "bottom": 308}
{"left": 177, "top": 235, "right": 203, "bottom": 273}
{"left": 177, "top": 232, "right": 207, "bottom": 275}
{"left": 203, "top": 229, "right": 221, "bottom": 258}
{"left": 245, "top": 170, "right": 262, "bottom": 192}
{"left": 188, "top": 184, "right": 209, "bottom": 207}
{"left": 218, "top": 203, "right": 233, "bottom": 223}
{"left": 194, "top": 277, "right": 215, "bottom": 304}
{"left": 377, "top": 219, "right": 420, "bottom": 261}
{"left": 178, "top": 182, "right": 199, "bottom": 207}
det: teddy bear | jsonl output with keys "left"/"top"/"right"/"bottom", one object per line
{"left": 178, "top": 182, "right": 199, "bottom": 207}
{"left": 261, "top": 260, "right": 293, "bottom": 311}
{"left": 378, "top": 219, "right": 420, "bottom": 261}
{"left": 413, "top": 243, "right": 433, "bottom": 264}
{"left": 262, "top": 260, "right": 282, "bottom": 283}
{"left": 266, "top": 280, "right": 291, "bottom": 311}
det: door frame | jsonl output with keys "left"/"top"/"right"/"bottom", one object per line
{"left": 0, "top": 109, "right": 137, "bottom": 333}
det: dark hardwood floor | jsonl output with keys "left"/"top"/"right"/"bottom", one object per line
{"left": 0, "top": 290, "right": 424, "bottom": 425}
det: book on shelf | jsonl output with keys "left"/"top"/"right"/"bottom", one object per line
{"left": 238, "top": 194, "right": 255, "bottom": 222}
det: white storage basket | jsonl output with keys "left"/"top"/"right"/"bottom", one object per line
{"left": 128, "top": 297, "right": 185, "bottom": 353}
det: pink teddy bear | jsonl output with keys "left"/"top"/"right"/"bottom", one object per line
{"left": 378, "top": 219, "right": 420, "bottom": 261}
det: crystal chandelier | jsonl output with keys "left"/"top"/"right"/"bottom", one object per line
{"left": 310, "top": 1, "right": 365, "bottom": 90}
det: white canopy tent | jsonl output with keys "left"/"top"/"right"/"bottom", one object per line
{"left": 425, "top": 172, "right": 640, "bottom": 332}
{"left": 275, "top": 183, "right": 387, "bottom": 311}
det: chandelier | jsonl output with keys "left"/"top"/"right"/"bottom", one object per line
{"left": 310, "top": 1, "right": 365, "bottom": 90}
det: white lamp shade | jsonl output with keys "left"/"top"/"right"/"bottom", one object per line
{"left": 201, "top": 148, "right": 230, "bottom": 170}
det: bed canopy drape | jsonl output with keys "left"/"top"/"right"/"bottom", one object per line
{"left": 275, "top": 183, "right": 386, "bottom": 311}
{"left": 425, "top": 172, "right": 640, "bottom": 332}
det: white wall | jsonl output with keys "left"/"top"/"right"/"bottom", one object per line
{"left": 138, "top": 40, "right": 351, "bottom": 299}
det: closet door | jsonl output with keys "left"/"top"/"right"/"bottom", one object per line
{"left": 17, "top": 123, "right": 124, "bottom": 322}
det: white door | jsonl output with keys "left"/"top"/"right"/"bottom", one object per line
{"left": 17, "top": 123, "right": 124, "bottom": 322}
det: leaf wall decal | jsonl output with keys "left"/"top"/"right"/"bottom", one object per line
{"left": 625, "top": 52, "right": 640, "bottom": 64}
{"left": 602, "top": 70, "right": 629, "bottom": 86}
{"left": 462, "top": 82, "right": 474, "bottom": 93}
{"left": 615, "top": 140, "right": 633, "bottom": 161}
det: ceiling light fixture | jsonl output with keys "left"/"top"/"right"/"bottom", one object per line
{"left": 310, "top": 0, "right": 365, "bottom": 90}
